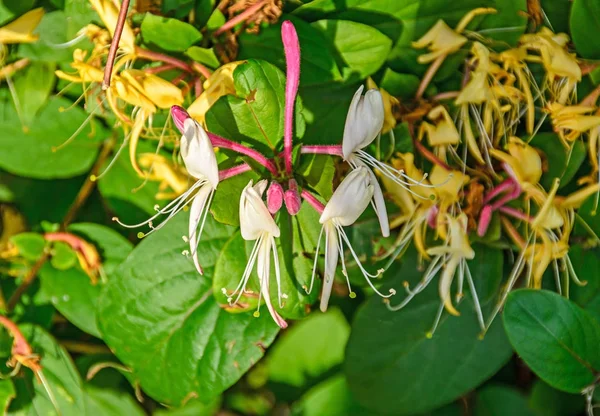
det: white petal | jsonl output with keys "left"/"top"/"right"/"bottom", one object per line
{"left": 342, "top": 85, "right": 364, "bottom": 159}
{"left": 368, "top": 170, "right": 390, "bottom": 237}
{"left": 320, "top": 222, "right": 339, "bottom": 312}
{"left": 188, "top": 185, "right": 212, "bottom": 275}
{"left": 320, "top": 166, "right": 373, "bottom": 225}
{"left": 180, "top": 119, "right": 219, "bottom": 188}
{"left": 439, "top": 256, "right": 460, "bottom": 316}
{"left": 342, "top": 86, "right": 384, "bottom": 159}
{"left": 258, "top": 237, "right": 287, "bottom": 328}
{"left": 240, "top": 181, "right": 280, "bottom": 240}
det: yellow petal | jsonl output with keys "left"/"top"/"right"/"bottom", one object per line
{"left": 558, "top": 184, "right": 600, "bottom": 209}
{"left": 120, "top": 69, "right": 183, "bottom": 109}
{"left": 439, "top": 255, "right": 461, "bottom": 316}
{"left": 424, "top": 106, "right": 460, "bottom": 146}
{"left": 412, "top": 20, "right": 467, "bottom": 64}
{"left": 88, "top": 0, "right": 135, "bottom": 53}
{"left": 113, "top": 76, "right": 156, "bottom": 113}
{"left": 429, "top": 165, "right": 469, "bottom": 204}
{"left": 0, "top": 8, "right": 44, "bottom": 44}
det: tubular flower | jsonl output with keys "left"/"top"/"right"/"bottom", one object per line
{"left": 387, "top": 213, "right": 484, "bottom": 336}
{"left": 0, "top": 8, "right": 44, "bottom": 45}
{"left": 546, "top": 103, "right": 600, "bottom": 146}
{"left": 490, "top": 136, "right": 542, "bottom": 185}
{"left": 520, "top": 28, "right": 581, "bottom": 104}
{"left": 114, "top": 113, "right": 219, "bottom": 275}
{"left": 44, "top": 232, "right": 104, "bottom": 284}
{"left": 138, "top": 153, "right": 190, "bottom": 200}
{"left": 308, "top": 167, "right": 395, "bottom": 312}
{"left": 227, "top": 180, "right": 287, "bottom": 329}
{"left": 87, "top": 0, "right": 136, "bottom": 55}
{"left": 419, "top": 105, "right": 460, "bottom": 163}
{"left": 187, "top": 62, "right": 243, "bottom": 126}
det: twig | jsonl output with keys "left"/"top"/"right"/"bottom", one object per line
{"left": 0, "top": 59, "right": 30, "bottom": 82}
{"left": 102, "top": 0, "right": 131, "bottom": 89}
{"left": 214, "top": 0, "right": 269, "bottom": 35}
{"left": 7, "top": 253, "right": 50, "bottom": 313}
{"left": 60, "top": 340, "right": 111, "bottom": 354}
{"left": 415, "top": 55, "right": 445, "bottom": 100}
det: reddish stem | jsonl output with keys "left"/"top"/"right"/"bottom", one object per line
{"left": 219, "top": 163, "right": 251, "bottom": 181}
{"left": 102, "top": 0, "right": 131, "bottom": 89}
{"left": 300, "top": 189, "right": 325, "bottom": 214}
{"left": 207, "top": 132, "right": 278, "bottom": 175}
{"left": 483, "top": 179, "right": 515, "bottom": 204}
{"left": 194, "top": 77, "right": 203, "bottom": 97}
{"left": 498, "top": 206, "right": 532, "bottom": 223}
{"left": 191, "top": 62, "right": 212, "bottom": 80}
{"left": 412, "top": 138, "right": 450, "bottom": 170}
{"left": 143, "top": 63, "right": 176, "bottom": 75}
{"left": 301, "top": 145, "right": 343, "bottom": 156}
{"left": 136, "top": 47, "right": 195, "bottom": 74}
{"left": 282, "top": 21, "right": 300, "bottom": 175}
{"left": 214, "top": 0, "right": 268, "bottom": 35}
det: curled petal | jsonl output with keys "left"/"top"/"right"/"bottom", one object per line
{"left": 320, "top": 222, "right": 339, "bottom": 313}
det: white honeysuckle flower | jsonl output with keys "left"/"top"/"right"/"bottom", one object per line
{"left": 307, "top": 167, "right": 396, "bottom": 312}
{"left": 226, "top": 179, "right": 288, "bottom": 329}
{"left": 114, "top": 117, "right": 219, "bottom": 275}
{"left": 342, "top": 85, "right": 434, "bottom": 239}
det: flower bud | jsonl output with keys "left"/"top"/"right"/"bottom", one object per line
{"left": 267, "top": 181, "right": 284, "bottom": 214}
{"left": 284, "top": 179, "right": 301, "bottom": 215}
{"left": 171, "top": 105, "right": 190, "bottom": 134}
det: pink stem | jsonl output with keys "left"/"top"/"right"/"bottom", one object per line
{"left": 102, "top": 0, "right": 130, "bottom": 89}
{"left": 172, "top": 72, "right": 188, "bottom": 85}
{"left": 194, "top": 77, "right": 203, "bottom": 97}
{"left": 489, "top": 183, "right": 522, "bottom": 211}
{"left": 136, "top": 47, "right": 195, "bottom": 74}
{"left": 207, "top": 132, "right": 278, "bottom": 175}
{"left": 483, "top": 179, "right": 515, "bottom": 204}
{"left": 191, "top": 62, "right": 212, "bottom": 79}
{"left": 300, "top": 189, "right": 325, "bottom": 214}
{"left": 300, "top": 145, "right": 343, "bottom": 156}
{"left": 498, "top": 206, "right": 532, "bottom": 223}
{"left": 282, "top": 21, "right": 300, "bottom": 175}
{"left": 477, "top": 205, "right": 493, "bottom": 237}
{"left": 219, "top": 163, "right": 251, "bottom": 181}
{"left": 144, "top": 63, "right": 177, "bottom": 75}
{"left": 213, "top": 0, "right": 268, "bottom": 35}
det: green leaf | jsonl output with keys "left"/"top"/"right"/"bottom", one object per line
{"left": 311, "top": 20, "right": 392, "bottom": 81}
{"left": 0, "top": 0, "right": 35, "bottom": 24}
{"left": 212, "top": 218, "right": 318, "bottom": 320}
{"left": 210, "top": 170, "right": 258, "bottom": 226}
{"left": 542, "top": 0, "right": 570, "bottom": 34}
{"left": 14, "top": 62, "right": 56, "bottom": 127}
{"left": 9, "top": 232, "right": 45, "bottom": 261}
{"left": 0, "top": 97, "right": 104, "bottom": 179}
{"left": 7, "top": 325, "right": 86, "bottom": 416}
{"left": 267, "top": 308, "right": 350, "bottom": 387}
{"left": 238, "top": 18, "right": 343, "bottom": 86}
{"left": 297, "top": 154, "right": 336, "bottom": 199}
{"left": 153, "top": 397, "right": 221, "bottom": 416}
{"left": 39, "top": 264, "right": 102, "bottom": 338}
{"left": 0, "top": 380, "right": 15, "bottom": 414}
{"left": 528, "top": 380, "right": 585, "bottom": 416}
{"left": 83, "top": 385, "right": 145, "bottom": 416}
{"left": 345, "top": 244, "right": 511, "bottom": 415}
{"left": 569, "top": 245, "right": 600, "bottom": 322}
{"left": 18, "top": 11, "right": 76, "bottom": 63}
{"left": 185, "top": 46, "right": 221, "bottom": 69}
{"left": 49, "top": 241, "right": 77, "bottom": 270}
{"left": 205, "top": 8, "right": 225, "bottom": 31}
{"left": 474, "top": 384, "right": 535, "bottom": 416}
{"left": 141, "top": 13, "right": 202, "bottom": 52}
{"left": 503, "top": 289, "right": 600, "bottom": 393}
{"left": 97, "top": 140, "right": 160, "bottom": 225}
{"left": 529, "top": 133, "right": 586, "bottom": 190}
{"left": 379, "top": 68, "right": 420, "bottom": 99}
{"left": 206, "top": 59, "right": 305, "bottom": 152}
{"left": 98, "top": 213, "right": 278, "bottom": 405}
{"left": 477, "top": 0, "right": 527, "bottom": 46}
{"left": 570, "top": 0, "right": 600, "bottom": 59}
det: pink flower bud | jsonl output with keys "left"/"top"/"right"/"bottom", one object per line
{"left": 477, "top": 205, "right": 493, "bottom": 237}
{"left": 284, "top": 179, "right": 301, "bottom": 215}
{"left": 171, "top": 105, "right": 190, "bottom": 134}
{"left": 267, "top": 181, "right": 284, "bottom": 214}
{"left": 426, "top": 205, "right": 439, "bottom": 229}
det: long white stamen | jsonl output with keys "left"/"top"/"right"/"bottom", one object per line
{"left": 426, "top": 302, "right": 446, "bottom": 339}
{"left": 464, "top": 264, "right": 485, "bottom": 333}
{"left": 307, "top": 225, "right": 324, "bottom": 294}
{"left": 386, "top": 255, "right": 443, "bottom": 311}
{"left": 93, "top": 132, "right": 131, "bottom": 181}
{"left": 271, "top": 235, "right": 284, "bottom": 307}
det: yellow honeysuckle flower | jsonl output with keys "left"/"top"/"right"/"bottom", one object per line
{"left": 427, "top": 213, "right": 475, "bottom": 316}
{"left": 138, "top": 153, "right": 190, "bottom": 199}
{"left": 421, "top": 106, "right": 460, "bottom": 147}
{"left": 0, "top": 8, "right": 44, "bottom": 45}
{"left": 187, "top": 61, "right": 242, "bottom": 125}
{"left": 55, "top": 49, "right": 105, "bottom": 84}
{"left": 556, "top": 183, "right": 600, "bottom": 210}
{"left": 547, "top": 102, "right": 600, "bottom": 144}
{"left": 88, "top": 0, "right": 136, "bottom": 54}
{"left": 120, "top": 69, "right": 184, "bottom": 109}
{"left": 490, "top": 137, "right": 542, "bottom": 185}
{"left": 412, "top": 8, "right": 496, "bottom": 64}
{"left": 429, "top": 165, "right": 468, "bottom": 205}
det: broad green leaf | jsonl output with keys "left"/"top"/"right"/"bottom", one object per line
{"left": 205, "top": 8, "right": 225, "bottom": 31}
{"left": 569, "top": 245, "right": 600, "bottom": 322}
{"left": 503, "top": 289, "right": 600, "bottom": 393}
{"left": 14, "top": 62, "right": 56, "bottom": 127}
{"left": 210, "top": 170, "right": 258, "bottom": 226}
{"left": 97, "top": 140, "right": 160, "bottom": 225}
{"left": 238, "top": 18, "right": 343, "bottom": 86}
{"left": 267, "top": 308, "right": 350, "bottom": 387}
{"left": 474, "top": 384, "right": 535, "bottom": 416}
{"left": 98, "top": 213, "right": 278, "bottom": 405}
{"left": 529, "top": 133, "right": 586, "bottom": 190}
{"left": 141, "top": 13, "right": 202, "bottom": 52}
{"left": 18, "top": 11, "right": 76, "bottom": 63}
{"left": 212, "top": 218, "right": 318, "bottom": 320}
{"left": 0, "top": 97, "right": 103, "bottom": 179}
{"left": 477, "top": 0, "right": 527, "bottom": 46}
{"left": 0, "top": 380, "right": 15, "bottom": 414}
{"left": 7, "top": 325, "right": 86, "bottom": 416}
{"left": 153, "top": 397, "right": 221, "bottom": 416}
{"left": 528, "top": 380, "right": 585, "bottom": 416}
{"left": 39, "top": 264, "right": 102, "bottom": 338}
{"left": 379, "top": 68, "right": 421, "bottom": 99}
{"left": 185, "top": 46, "right": 221, "bottom": 69}
{"left": 83, "top": 385, "right": 145, "bottom": 416}
{"left": 311, "top": 20, "right": 392, "bottom": 81}
{"left": 345, "top": 244, "right": 510, "bottom": 415}
{"left": 49, "top": 241, "right": 77, "bottom": 270}
{"left": 542, "top": 0, "right": 570, "bottom": 34}
{"left": 194, "top": 0, "right": 216, "bottom": 29}
{"left": 206, "top": 59, "right": 305, "bottom": 152}
{"left": 9, "top": 233, "right": 45, "bottom": 261}
{"left": 570, "top": 0, "right": 600, "bottom": 59}
{"left": 0, "top": 0, "right": 35, "bottom": 24}
{"left": 297, "top": 154, "right": 336, "bottom": 199}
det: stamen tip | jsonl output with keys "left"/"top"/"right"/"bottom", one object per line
{"left": 389, "top": 289, "right": 396, "bottom": 295}
{"left": 253, "top": 311, "right": 260, "bottom": 318}
{"left": 349, "top": 291, "right": 357, "bottom": 299}
{"left": 425, "top": 332, "right": 433, "bottom": 339}
{"left": 136, "top": 232, "right": 145, "bottom": 239}
{"left": 90, "top": 175, "right": 97, "bottom": 182}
